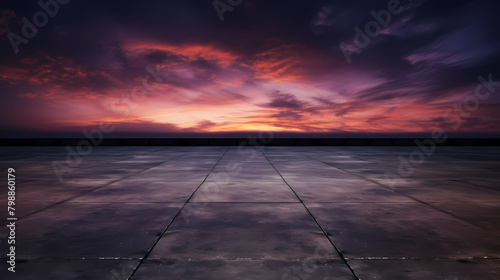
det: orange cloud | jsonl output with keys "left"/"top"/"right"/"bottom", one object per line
{"left": 124, "top": 42, "right": 239, "bottom": 67}
{"left": 253, "top": 44, "right": 330, "bottom": 82}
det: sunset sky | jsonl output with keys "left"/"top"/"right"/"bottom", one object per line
{"left": 1, "top": 0, "right": 500, "bottom": 137}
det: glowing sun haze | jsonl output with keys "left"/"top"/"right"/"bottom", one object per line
{"left": 1, "top": 0, "right": 500, "bottom": 137}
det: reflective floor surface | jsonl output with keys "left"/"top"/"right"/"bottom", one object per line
{"left": 0, "top": 146, "right": 499, "bottom": 279}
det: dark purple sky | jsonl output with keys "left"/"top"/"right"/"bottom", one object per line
{"left": 1, "top": 0, "right": 500, "bottom": 137}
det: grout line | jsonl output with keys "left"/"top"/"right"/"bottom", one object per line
{"left": 3, "top": 255, "right": 499, "bottom": 261}
{"left": 127, "top": 146, "right": 230, "bottom": 280}
{"left": 316, "top": 147, "right": 500, "bottom": 195}
{"left": 450, "top": 179, "right": 500, "bottom": 193}
{"left": 52, "top": 147, "right": 171, "bottom": 173}
{"left": 257, "top": 147, "right": 361, "bottom": 280}
{"left": 344, "top": 256, "right": 500, "bottom": 260}
{"left": 8, "top": 201, "right": 500, "bottom": 205}
{"left": 0, "top": 148, "right": 183, "bottom": 226}
{"left": 305, "top": 150, "right": 490, "bottom": 232}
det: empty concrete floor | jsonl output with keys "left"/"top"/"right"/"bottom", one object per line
{"left": 0, "top": 146, "right": 499, "bottom": 279}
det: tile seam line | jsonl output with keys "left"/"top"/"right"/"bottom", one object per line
{"left": 449, "top": 179, "right": 500, "bottom": 193}
{"left": 7, "top": 201, "right": 494, "bottom": 204}
{"left": 4, "top": 147, "right": 181, "bottom": 223}
{"left": 127, "top": 146, "right": 231, "bottom": 280}
{"left": 344, "top": 256, "right": 500, "bottom": 260}
{"left": 257, "top": 147, "right": 361, "bottom": 280}
{"left": 304, "top": 152, "right": 488, "bottom": 232}
{"left": 51, "top": 146, "right": 171, "bottom": 173}
{"left": 313, "top": 159, "right": 488, "bottom": 231}
{"left": 316, "top": 147, "right": 500, "bottom": 193}
{"left": 5, "top": 256, "right": 500, "bottom": 261}
{"left": 11, "top": 147, "right": 169, "bottom": 179}
{"left": 130, "top": 256, "right": 500, "bottom": 261}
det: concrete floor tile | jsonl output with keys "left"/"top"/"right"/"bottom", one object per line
{"left": 14, "top": 202, "right": 183, "bottom": 258}
{"left": 0, "top": 259, "right": 139, "bottom": 280}
{"left": 350, "top": 259, "right": 500, "bottom": 280}
{"left": 393, "top": 181, "right": 500, "bottom": 203}
{"left": 0, "top": 146, "right": 499, "bottom": 279}
{"left": 72, "top": 181, "right": 201, "bottom": 202}
{"left": 428, "top": 203, "right": 500, "bottom": 233}
{"left": 150, "top": 203, "right": 340, "bottom": 260}
{"left": 132, "top": 259, "right": 355, "bottom": 280}
{"left": 288, "top": 180, "right": 413, "bottom": 203}
{"left": 306, "top": 202, "right": 500, "bottom": 258}
{"left": 190, "top": 181, "right": 299, "bottom": 202}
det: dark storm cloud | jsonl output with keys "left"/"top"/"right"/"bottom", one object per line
{"left": 3, "top": 0, "right": 499, "bottom": 83}
{"left": 263, "top": 91, "right": 308, "bottom": 110}
{"left": 1, "top": 0, "right": 499, "bottom": 134}
{"left": 337, "top": 0, "right": 500, "bottom": 99}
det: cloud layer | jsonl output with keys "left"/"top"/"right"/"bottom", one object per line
{"left": 1, "top": 0, "right": 499, "bottom": 136}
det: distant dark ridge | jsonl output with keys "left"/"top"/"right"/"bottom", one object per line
{"left": 0, "top": 138, "right": 499, "bottom": 146}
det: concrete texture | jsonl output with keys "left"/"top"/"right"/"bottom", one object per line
{"left": 0, "top": 146, "right": 499, "bottom": 279}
